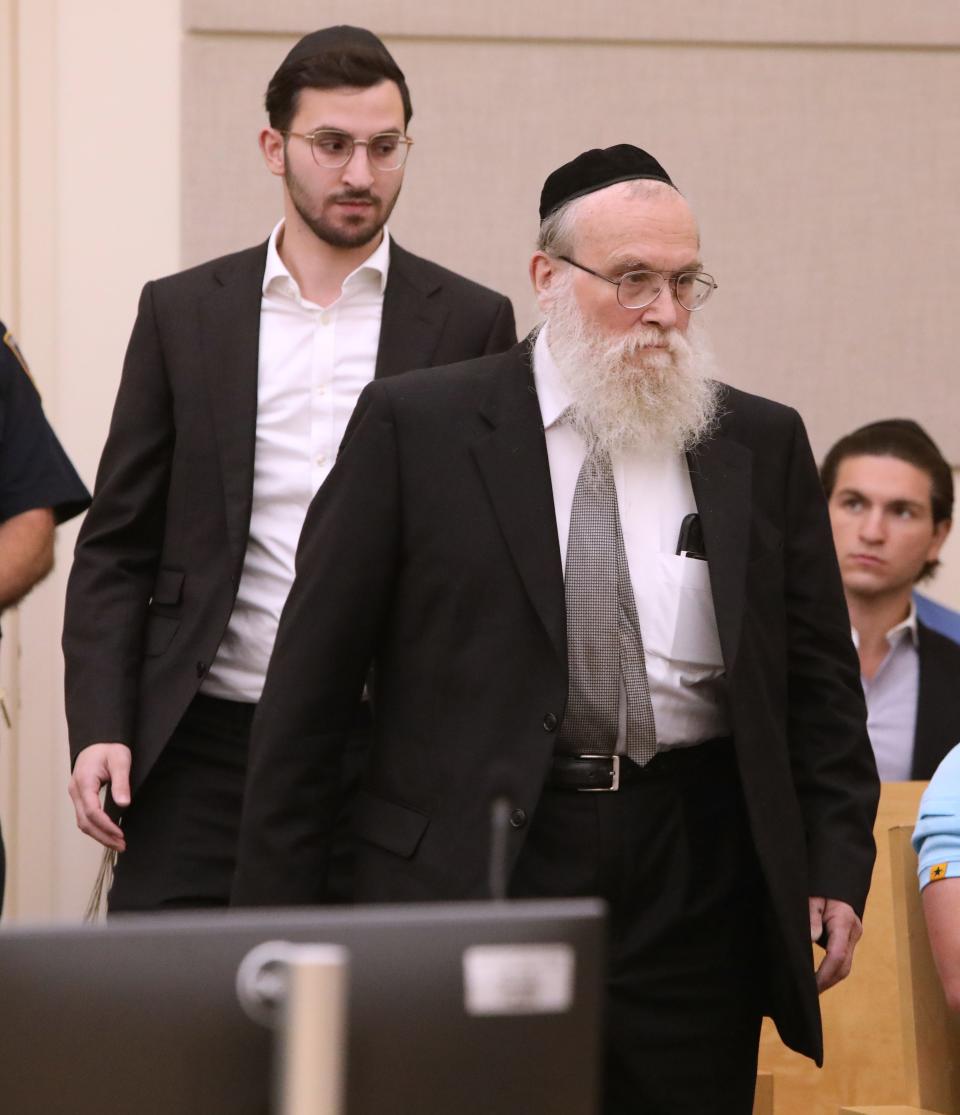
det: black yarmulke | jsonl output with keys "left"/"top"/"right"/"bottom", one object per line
{"left": 852, "top": 418, "right": 941, "bottom": 453}
{"left": 280, "top": 25, "right": 401, "bottom": 72}
{"left": 539, "top": 145, "right": 674, "bottom": 221}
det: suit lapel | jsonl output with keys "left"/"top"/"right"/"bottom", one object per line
{"left": 687, "top": 427, "right": 753, "bottom": 673}
{"left": 470, "top": 349, "right": 566, "bottom": 663}
{"left": 469, "top": 366, "right": 756, "bottom": 674}
{"left": 198, "top": 244, "right": 266, "bottom": 566}
{"left": 375, "top": 242, "right": 447, "bottom": 379}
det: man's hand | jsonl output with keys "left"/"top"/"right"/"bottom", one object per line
{"left": 68, "top": 743, "right": 132, "bottom": 851}
{"left": 809, "top": 895, "right": 863, "bottom": 992}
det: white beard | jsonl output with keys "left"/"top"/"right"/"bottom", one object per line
{"left": 543, "top": 281, "right": 721, "bottom": 460}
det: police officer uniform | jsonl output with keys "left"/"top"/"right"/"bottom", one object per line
{"left": 0, "top": 320, "right": 90, "bottom": 911}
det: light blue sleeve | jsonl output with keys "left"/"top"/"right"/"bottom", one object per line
{"left": 913, "top": 743, "right": 960, "bottom": 890}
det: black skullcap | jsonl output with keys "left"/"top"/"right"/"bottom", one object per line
{"left": 279, "top": 25, "right": 402, "bottom": 73}
{"left": 851, "top": 418, "right": 942, "bottom": 453}
{"left": 539, "top": 145, "right": 675, "bottom": 222}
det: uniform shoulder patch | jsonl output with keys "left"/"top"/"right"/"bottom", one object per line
{"left": 3, "top": 328, "right": 36, "bottom": 386}
{"left": 930, "top": 862, "right": 949, "bottom": 883}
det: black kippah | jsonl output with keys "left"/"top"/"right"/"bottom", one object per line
{"left": 852, "top": 418, "right": 941, "bottom": 453}
{"left": 539, "top": 145, "right": 675, "bottom": 222}
{"left": 280, "top": 25, "right": 400, "bottom": 71}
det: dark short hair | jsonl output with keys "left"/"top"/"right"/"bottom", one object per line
{"left": 820, "top": 418, "right": 954, "bottom": 581}
{"left": 265, "top": 28, "right": 412, "bottom": 133}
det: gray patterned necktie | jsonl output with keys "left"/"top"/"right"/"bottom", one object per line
{"left": 558, "top": 447, "right": 658, "bottom": 765}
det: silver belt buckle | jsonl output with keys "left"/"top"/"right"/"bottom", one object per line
{"left": 577, "top": 754, "right": 620, "bottom": 792}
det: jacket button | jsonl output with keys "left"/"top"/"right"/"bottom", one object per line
{"left": 543, "top": 712, "right": 558, "bottom": 732}
{"left": 196, "top": 661, "right": 207, "bottom": 678}
{"left": 509, "top": 809, "right": 527, "bottom": 829}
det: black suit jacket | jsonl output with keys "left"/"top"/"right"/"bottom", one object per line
{"left": 912, "top": 620, "right": 960, "bottom": 779}
{"left": 232, "top": 342, "right": 879, "bottom": 1063}
{"left": 62, "top": 239, "right": 516, "bottom": 790}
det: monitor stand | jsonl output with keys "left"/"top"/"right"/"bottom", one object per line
{"left": 237, "top": 940, "right": 349, "bottom": 1115}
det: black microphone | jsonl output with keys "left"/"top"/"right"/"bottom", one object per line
{"left": 488, "top": 794, "right": 512, "bottom": 902}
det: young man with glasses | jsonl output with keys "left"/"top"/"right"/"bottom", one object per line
{"left": 821, "top": 419, "right": 960, "bottom": 780}
{"left": 62, "top": 25, "right": 516, "bottom": 912}
{"left": 233, "top": 145, "right": 879, "bottom": 1115}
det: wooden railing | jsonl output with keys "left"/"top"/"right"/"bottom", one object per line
{"left": 756, "top": 782, "right": 959, "bottom": 1115}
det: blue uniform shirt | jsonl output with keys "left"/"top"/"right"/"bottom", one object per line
{"left": 913, "top": 743, "right": 960, "bottom": 890}
{"left": 0, "top": 321, "right": 90, "bottom": 528}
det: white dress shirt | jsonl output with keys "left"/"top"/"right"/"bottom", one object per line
{"left": 854, "top": 604, "right": 920, "bottom": 781}
{"left": 532, "top": 326, "right": 728, "bottom": 748}
{"left": 202, "top": 221, "right": 391, "bottom": 702}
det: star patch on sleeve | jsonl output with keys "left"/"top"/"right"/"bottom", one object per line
{"left": 930, "top": 863, "right": 949, "bottom": 883}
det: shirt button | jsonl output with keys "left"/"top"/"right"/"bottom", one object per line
{"left": 543, "top": 712, "right": 558, "bottom": 732}
{"left": 320, "top": 312, "right": 330, "bottom": 326}
{"left": 315, "top": 454, "right": 326, "bottom": 467}
{"left": 509, "top": 809, "right": 527, "bottom": 829}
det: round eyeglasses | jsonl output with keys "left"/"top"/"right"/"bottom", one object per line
{"left": 558, "top": 255, "right": 718, "bottom": 312}
{"left": 281, "top": 129, "right": 414, "bottom": 171}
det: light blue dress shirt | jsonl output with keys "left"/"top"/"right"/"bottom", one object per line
{"left": 913, "top": 743, "right": 960, "bottom": 890}
{"left": 855, "top": 609, "right": 919, "bottom": 782}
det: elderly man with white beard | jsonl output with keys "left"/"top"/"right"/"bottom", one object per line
{"left": 233, "top": 145, "right": 879, "bottom": 1115}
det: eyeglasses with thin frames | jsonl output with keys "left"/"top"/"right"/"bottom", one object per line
{"left": 281, "top": 128, "right": 414, "bottom": 171}
{"left": 558, "top": 255, "right": 718, "bottom": 311}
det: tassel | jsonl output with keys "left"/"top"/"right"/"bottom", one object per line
{"left": 84, "top": 848, "right": 117, "bottom": 923}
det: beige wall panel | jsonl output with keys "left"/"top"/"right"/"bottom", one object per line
{"left": 6, "top": 0, "right": 66, "bottom": 924}
{"left": 39, "top": 0, "right": 183, "bottom": 922}
{"left": 181, "top": 35, "right": 274, "bottom": 267}
{"left": 183, "top": 33, "right": 960, "bottom": 469}
{"left": 55, "top": 8, "right": 183, "bottom": 485}
{"left": 0, "top": 0, "right": 15, "bottom": 308}
{"left": 184, "top": 0, "right": 960, "bottom": 47}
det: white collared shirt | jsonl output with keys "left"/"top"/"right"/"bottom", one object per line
{"left": 854, "top": 604, "right": 920, "bottom": 781}
{"left": 533, "top": 325, "right": 728, "bottom": 748}
{"left": 202, "top": 221, "right": 391, "bottom": 702}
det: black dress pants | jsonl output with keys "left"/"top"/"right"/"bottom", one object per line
{"left": 108, "top": 694, "right": 255, "bottom": 912}
{"left": 108, "top": 693, "right": 371, "bottom": 912}
{"left": 510, "top": 741, "right": 765, "bottom": 1115}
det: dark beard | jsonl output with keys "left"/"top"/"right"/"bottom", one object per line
{"left": 285, "top": 170, "right": 400, "bottom": 249}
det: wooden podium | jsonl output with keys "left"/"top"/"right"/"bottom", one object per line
{"left": 756, "top": 781, "right": 958, "bottom": 1115}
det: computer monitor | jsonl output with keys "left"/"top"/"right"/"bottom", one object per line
{"left": 0, "top": 898, "right": 605, "bottom": 1115}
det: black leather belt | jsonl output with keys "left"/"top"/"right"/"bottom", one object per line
{"left": 548, "top": 738, "right": 733, "bottom": 792}
{"left": 547, "top": 754, "right": 623, "bottom": 792}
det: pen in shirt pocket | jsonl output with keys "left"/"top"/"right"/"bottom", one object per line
{"left": 676, "top": 513, "right": 707, "bottom": 560}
